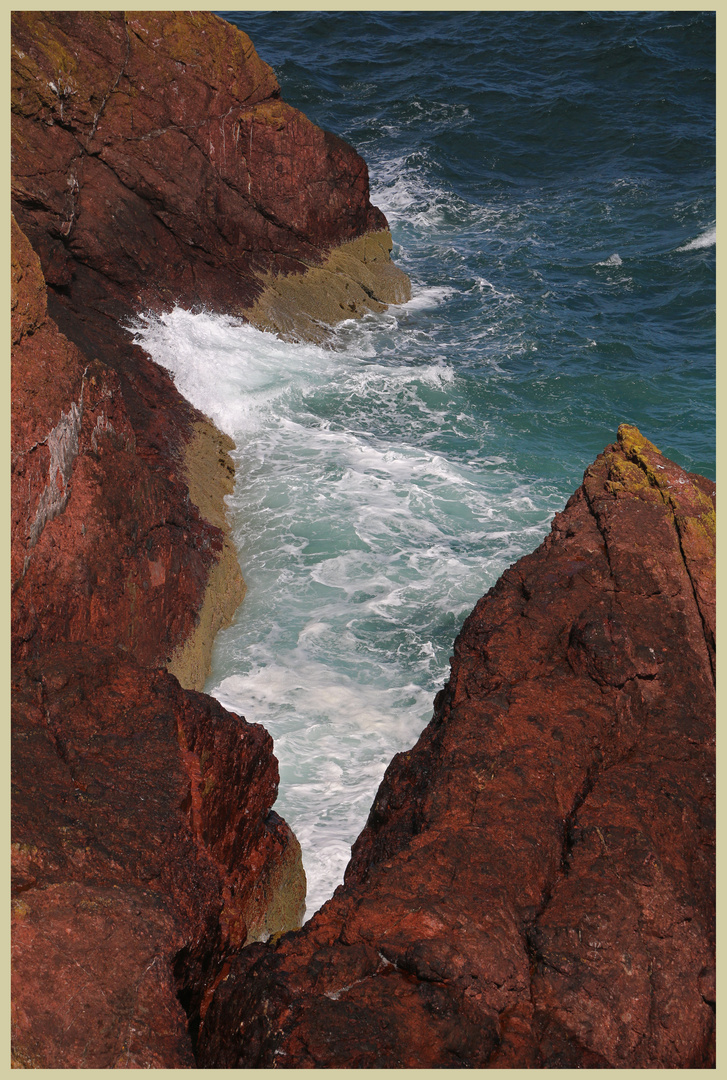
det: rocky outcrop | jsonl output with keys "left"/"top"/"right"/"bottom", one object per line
{"left": 11, "top": 9, "right": 409, "bottom": 349}
{"left": 198, "top": 427, "right": 715, "bottom": 1069}
{"left": 10, "top": 211, "right": 304, "bottom": 1069}
{"left": 16, "top": 9, "right": 713, "bottom": 1072}
{"left": 11, "top": 216, "right": 241, "bottom": 675}
{"left": 11, "top": 5, "right": 409, "bottom": 672}
{"left": 12, "top": 9, "right": 409, "bottom": 1068}
{"left": 12, "top": 646, "right": 304, "bottom": 1068}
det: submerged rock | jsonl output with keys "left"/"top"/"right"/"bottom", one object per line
{"left": 198, "top": 427, "right": 715, "bottom": 1069}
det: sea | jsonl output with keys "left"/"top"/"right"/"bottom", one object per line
{"left": 130, "top": 10, "right": 715, "bottom": 918}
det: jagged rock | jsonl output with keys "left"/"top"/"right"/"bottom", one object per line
{"left": 11, "top": 645, "right": 304, "bottom": 1068}
{"left": 11, "top": 6, "right": 409, "bottom": 677}
{"left": 11, "top": 216, "right": 236, "bottom": 673}
{"left": 198, "top": 427, "right": 715, "bottom": 1069}
{"left": 11, "top": 8, "right": 408, "bottom": 350}
{"left": 11, "top": 214, "right": 301, "bottom": 1068}
{"left": 11, "top": 7, "right": 410, "bottom": 1065}
{"left": 11, "top": 6, "right": 412, "bottom": 1063}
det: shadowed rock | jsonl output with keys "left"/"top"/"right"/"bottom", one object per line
{"left": 11, "top": 646, "right": 304, "bottom": 1068}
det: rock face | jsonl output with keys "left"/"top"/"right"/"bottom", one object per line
{"left": 11, "top": 216, "right": 237, "bottom": 675}
{"left": 12, "top": 646, "right": 304, "bottom": 1068}
{"left": 10, "top": 207, "right": 305, "bottom": 1070}
{"left": 198, "top": 426, "right": 715, "bottom": 1069}
{"left": 11, "top": 9, "right": 409, "bottom": 1069}
{"left": 11, "top": 9, "right": 409, "bottom": 348}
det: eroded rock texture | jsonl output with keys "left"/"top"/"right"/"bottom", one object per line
{"left": 198, "top": 427, "right": 716, "bottom": 1069}
{"left": 11, "top": 8, "right": 408, "bottom": 352}
{"left": 10, "top": 7, "right": 408, "bottom": 1065}
{"left": 12, "top": 647, "right": 304, "bottom": 1068}
{"left": 11, "top": 218, "right": 305, "bottom": 1068}
{"left": 11, "top": 216, "right": 230, "bottom": 671}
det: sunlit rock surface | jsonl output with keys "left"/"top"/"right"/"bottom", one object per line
{"left": 10, "top": 8, "right": 408, "bottom": 1066}
{"left": 198, "top": 426, "right": 715, "bottom": 1069}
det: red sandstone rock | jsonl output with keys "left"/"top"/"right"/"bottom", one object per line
{"left": 11, "top": 161, "right": 303, "bottom": 1073}
{"left": 198, "top": 427, "right": 715, "bottom": 1069}
{"left": 11, "top": 8, "right": 402, "bottom": 662}
{"left": 11, "top": 9, "right": 387, "bottom": 331}
{"left": 11, "top": 10, "right": 376, "bottom": 1064}
{"left": 11, "top": 216, "right": 217, "bottom": 668}
{"left": 11, "top": 645, "right": 303, "bottom": 1068}
{"left": 14, "top": 9, "right": 713, "bottom": 1071}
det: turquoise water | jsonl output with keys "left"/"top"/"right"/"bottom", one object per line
{"left": 133, "top": 11, "right": 714, "bottom": 915}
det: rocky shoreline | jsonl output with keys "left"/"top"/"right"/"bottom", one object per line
{"left": 11, "top": 10, "right": 714, "bottom": 1070}
{"left": 11, "top": 10, "right": 408, "bottom": 1068}
{"left": 197, "top": 425, "right": 715, "bottom": 1069}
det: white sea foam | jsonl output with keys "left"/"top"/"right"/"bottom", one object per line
{"left": 370, "top": 154, "right": 505, "bottom": 234}
{"left": 596, "top": 253, "right": 623, "bottom": 267}
{"left": 677, "top": 226, "right": 716, "bottom": 252}
{"left": 131, "top": 306, "right": 558, "bottom": 917}
{"left": 401, "top": 285, "right": 458, "bottom": 311}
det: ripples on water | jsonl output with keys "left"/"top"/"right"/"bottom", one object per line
{"left": 134, "top": 11, "right": 714, "bottom": 916}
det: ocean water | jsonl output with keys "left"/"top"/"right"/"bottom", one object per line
{"left": 131, "top": 11, "right": 715, "bottom": 917}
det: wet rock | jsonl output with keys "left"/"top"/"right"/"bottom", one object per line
{"left": 198, "top": 427, "right": 715, "bottom": 1069}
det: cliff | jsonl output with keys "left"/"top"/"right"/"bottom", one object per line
{"left": 198, "top": 427, "right": 715, "bottom": 1069}
{"left": 12, "top": 10, "right": 715, "bottom": 1071}
{"left": 11, "top": 10, "right": 409, "bottom": 1068}
{"left": 11, "top": 10, "right": 409, "bottom": 347}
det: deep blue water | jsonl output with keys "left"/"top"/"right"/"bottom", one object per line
{"left": 137, "top": 11, "right": 714, "bottom": 916}
{"left": 222, "top": 8, "right": 715, "bottom": 478}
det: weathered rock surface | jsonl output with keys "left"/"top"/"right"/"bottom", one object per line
{"left": 11, "top": 9, "right": 409, "bottom": 1068}
{"left": 11, "top": 645, "right": 304, "bottom": 1068}
{"left": 11, "top": 216, "right": 305, "bottom": 1067}
{"left": 11, "top": 9, "right": 409, "bottom": 351}
{"left": 11, "top": 216, "right": 238, "bottom": 673}
{"left": 11, "top": 5, "right": 409, "bottom": 676}
{"left": 198, "top": 426, "right": 716, "bottom": 1069}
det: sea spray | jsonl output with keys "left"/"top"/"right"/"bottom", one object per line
{"left": 130, "top": 302, "right": 562, "bottom": 915}
{"left": 133, "top": 8, "right": 713, "bottom": 917}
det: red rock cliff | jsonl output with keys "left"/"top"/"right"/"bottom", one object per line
{"left": 11, "top": 9, "right": 408, "bottom": 349}
{"left": 11, "top": 9, "right": 409, "bottom": 1068}
{"left": 11, "top": 195, "right": 306, "bottom": 1072}
{"left": 198, "top": 427, "right": 715, "bottom": 1069}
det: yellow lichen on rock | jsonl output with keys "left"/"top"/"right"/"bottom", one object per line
{"left": 167, "top": 419, "right": 246, "bottom": 691}
{"left": 243, "top": 831, "right": 307, "bottom": 946}
{"left": 243, "top": 230, "right": 412, "bottom": 344}
{"left": 11, "top": 215, "right": 47, "bottom": 343}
